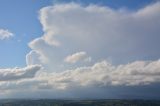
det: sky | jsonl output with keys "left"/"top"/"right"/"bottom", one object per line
{"left": 0, "top": 0, "right": 160, "bottom": 99}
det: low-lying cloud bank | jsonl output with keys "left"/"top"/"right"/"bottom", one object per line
{"left": 0, "top": 59, "right": 160, "bottom": 98}
{"left": 0, "top": 65, "right": 41, "bottom": 81}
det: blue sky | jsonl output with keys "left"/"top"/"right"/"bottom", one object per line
{"left": 55, "top": 0, "right": 156, "bottom": 9}
{"left": 0, "top": 0, "right": 50, "bottom": 67}
{"left": 0, "top": 0, "right": 160, "bottom": 99}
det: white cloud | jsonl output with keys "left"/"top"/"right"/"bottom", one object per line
{"left": 0, "top": 29, "right": 14, "bottom": 40}
{"left": 0, "top": 59, "right": 160, "bottom": 97}
{"left": 23, "top": 2, "right": 160, "bottom": 93}
{"left": 26, "top": 50, "right": 48, "bottom": 66}
{"left": 42, "top": 59, "right": 160, "bottom": 89}
{"left": 64, "top": 51, "right": 91, "bottom": 63}
{"left": 0, "top": 65, "right": 41, "bottom": 81}
{"left": 28, "top": 2, "right": 160, "bottom": 70}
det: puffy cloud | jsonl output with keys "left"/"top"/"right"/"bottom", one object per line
{"left": 64, "top": 51, "right": 91, "bottom": 63}
{"left": 0, "top": 59, "right": 160, "bottom": 99}
{"left": 0, "top": 65, "right": 41, "bottom": 81}
{"left": 40, "top": 59, "right": 160, "bottom": 89}
{"left": 0, "top": 29, "right": 14, "bottom": 40}
{"left": 26, "top": 50, "right": 48, "bottom": 65}
{"left": 28, "top": 2, "right": 160, "bottom": 69}
{"left": 19, "top": 2, "right": 160, "bottom": 98}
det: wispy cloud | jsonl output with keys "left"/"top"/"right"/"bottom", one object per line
{"left": 0, "top": 29, "right": 14, "bottom": 40}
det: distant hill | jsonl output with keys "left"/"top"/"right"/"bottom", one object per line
{"left": 0, "top": 99, "right": 160, "bottom": 106}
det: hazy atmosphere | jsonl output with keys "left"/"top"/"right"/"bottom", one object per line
{"left": 0, "top": 0, "right": 160, "bottom": 99}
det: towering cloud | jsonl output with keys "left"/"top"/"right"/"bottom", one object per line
{"left": 28, "top": 2, "right": 160, "bottom": 69}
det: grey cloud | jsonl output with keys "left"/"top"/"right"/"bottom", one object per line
{"left": 46, "top": 59, "right": 160, "bottom": 88}
{"left": 0, "top": 65, "right": 41, "bottom": 81}
{"left": 0, "top": 59, "right": 160, "bottom": 99}
{"left": 3, "top": 59, "right": 160, "bottom": 90}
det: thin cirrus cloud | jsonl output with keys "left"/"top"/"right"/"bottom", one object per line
{"left": 0, "top": 29, "right": 14, "bottom": 40}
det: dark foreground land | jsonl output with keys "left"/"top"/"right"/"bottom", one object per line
{"left": 0, "top": 99, "right": 160, "bottom": 106}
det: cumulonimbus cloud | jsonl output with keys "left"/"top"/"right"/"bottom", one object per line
{"left": 24, "top": 1, "right": 160, "bottom": 90}
{"left": 28, "top": 2, "right": 160, "bottom": 69}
